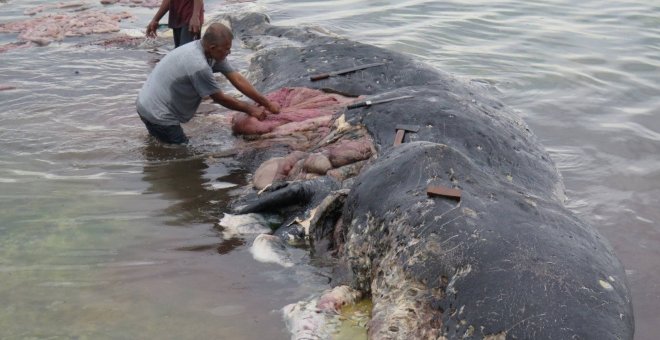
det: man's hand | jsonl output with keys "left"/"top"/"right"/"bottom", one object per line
{"left": 146, "top": 20, "right": 159, "bottom": 38}
{"left": 247, "top": 106, "right": 267, "bottom": 121}
{"left": 265, "top": 101, "right": 281, "bottom": 115}
{"left": 188, "top": 16, "right": 201, "bottom": 38}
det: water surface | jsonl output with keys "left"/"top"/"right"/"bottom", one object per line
{"left": 1, "top": 0, "right": 658, "bottom": 339}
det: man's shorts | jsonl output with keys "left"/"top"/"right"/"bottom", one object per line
{"left": 172, "top": 26, "right": 199, "bottom": 48}
{"left": 139, "top": 116, "right": 189, "bottom": 144}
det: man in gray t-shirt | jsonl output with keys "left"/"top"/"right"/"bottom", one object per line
{"left": 137, "top": 23, "right": 280, "bottom": 144}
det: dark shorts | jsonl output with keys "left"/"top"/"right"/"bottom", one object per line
{"left": 139, "top": 116, "right": 189, "bottom": 144}
{"left": 172, "top": 26, "right": 199, "bottom": 48}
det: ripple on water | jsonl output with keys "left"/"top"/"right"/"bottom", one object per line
{"left": 618, "top": 57, "right": 659, "bottom": 73}
{"left": 0, "top": 261, "right": 164, "bottom": 273}
{"left": 8, "top": 169, "right": 110, "bottom": 180}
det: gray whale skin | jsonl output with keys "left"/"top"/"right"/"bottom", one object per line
{"left": 226, "top": 12, "right": 634, "bottom": 340}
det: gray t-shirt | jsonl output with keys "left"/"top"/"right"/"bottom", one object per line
{"left": 136, "top": 40, "right": 235, "bottom": 125}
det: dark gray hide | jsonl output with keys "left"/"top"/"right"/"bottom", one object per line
{"left": 344, "top": 142, "right": 632, "bottom": 339}
{"left": 234, "top": 177, "right": 339, "bottom": 215}
{"left": 224, "top": 12, "right": 634, "bottom": 339}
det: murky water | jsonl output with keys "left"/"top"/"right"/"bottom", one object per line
{"left": 1, "top": 0, "right": 659, "bottom": 339}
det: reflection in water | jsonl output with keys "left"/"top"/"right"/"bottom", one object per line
{"left": 215, "top": 237, "right": 247, "bottom": 255}
{"left": 140, "top": 140, "right": 248, "bottom": 254}
{"left": 174, "top": 235, "right": 246, "bottom": 254}
{"left": 141, "top": 142, "right": 212, "bottom": 224}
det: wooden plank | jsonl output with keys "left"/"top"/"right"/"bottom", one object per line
{"left": 427, "top": 185, "right": 461, "bottom": 200}
{"left": 393, "top": 129, "right": 405, "bottom": 146}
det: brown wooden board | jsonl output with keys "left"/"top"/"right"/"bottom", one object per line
{"left": 427, "top": 185, "right": 461, "bottom": 200}
{"left": 393, "top": 129, "right": 405, "bottom": 145}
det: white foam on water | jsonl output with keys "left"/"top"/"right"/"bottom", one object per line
{"left": 283, "top": 299, "right": 335, "bottom": 340}
{"left": 218, "top": 212, "right": 275, "bottom": 239}
{"left": 282, "top": 285, "right": 363, "bottom": 340}
{"left": 205, "top": 181, "right": 237, "bottom": 190}
{"left": 119, "top": 28, "right": 146, "bottom": 37}
{"left": 250, "top": 233, "right": 293, "bottom": 268}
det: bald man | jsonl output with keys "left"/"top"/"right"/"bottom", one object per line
{"left": 136, "top": 23, "right": 280, "bottom": 144}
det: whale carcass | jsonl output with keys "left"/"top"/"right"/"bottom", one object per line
{"left": 220, "top": 13, "right": 634, "bottom": 340}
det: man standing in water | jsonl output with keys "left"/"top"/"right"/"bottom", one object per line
{"left": 146, "top": 0, "right": 203, "bottom": 48}
{"left": 136, "top": 23, "right": 280, "bottom": 144}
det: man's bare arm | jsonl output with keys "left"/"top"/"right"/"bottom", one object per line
{"left": 225, "top": 72, "right": 281, "bottom": 114}
{"left": 189, "top": 0, "right": 203, "bottom": 37}
{"left": 146, "top": 0, "right": 171, "bottom": 38}
{"left": 209, "top": 91, "right": 266, "bottom": 120}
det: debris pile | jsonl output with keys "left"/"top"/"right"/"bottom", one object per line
{"left": 0, "top": 9, "right": 133, "bottom": 46}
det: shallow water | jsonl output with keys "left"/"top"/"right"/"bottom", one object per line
{"left": 1, "top": 0, "right": 659, "bottom": 339}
